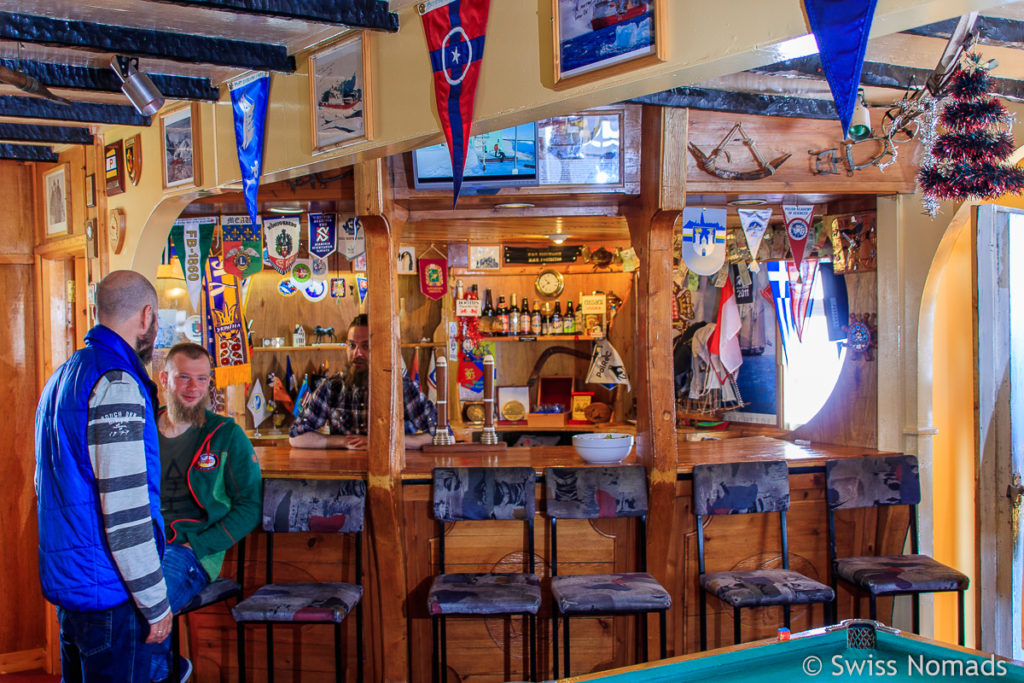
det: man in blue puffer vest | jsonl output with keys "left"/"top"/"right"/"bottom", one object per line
{"left": 36, "top": 270, "right": 172, "bottom": 682}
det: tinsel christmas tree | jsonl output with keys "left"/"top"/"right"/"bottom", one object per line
{"left": 918, "top": 51, "right": 1024, "bottom": 211}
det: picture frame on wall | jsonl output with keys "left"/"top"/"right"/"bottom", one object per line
{"left": 161, "top": 103, "right": 202, "bottom": 189}
{"left": 309, "top": 32, "right": 372, "bottom": 152}
{"left": 43, "top": 164, "right": 70, "bottom": 235}
{"left": 397, "top": 246, "right": 416, "bottom": 274}
{"left": 84, "top": 173, "right": 96, "bottom": 208}
{"left": 468, "top": 245, "right": 501, "bottom": 270}
{"left": 104, "top": 139, "right": 125, "bottom": 196}
{"left": 552, "top": 0, "right": 665, "bottom": 86}
{"left": 536, "top": 109, "right": 624, "bottom": 186}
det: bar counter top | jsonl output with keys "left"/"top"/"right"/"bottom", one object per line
{"left": 253, "top": 435, "right": 893, "bottom": 480}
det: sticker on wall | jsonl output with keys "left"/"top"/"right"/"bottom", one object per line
{"left": 330, "top": 277, "right": 348, "bottom": 298}
{"left": 302, "top": 279, "right": 329, "bottom": 302}
{"left": 680, "top": 207, "right": 727, "bottom": 276}
{"left": 278, "top": 278, "right": 298, "bottom": 296}
{"left": 290, "top": 259, "right": 313, "bottom": 286}
{"left": 311, "top": 255, "right": 329, "bottom": 280}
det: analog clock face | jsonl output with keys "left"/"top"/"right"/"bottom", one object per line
{"left": 535, "top": 269, "right": 564, "bottom": 297}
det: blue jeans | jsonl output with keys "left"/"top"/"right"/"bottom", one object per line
{"left": 150, "top": 544, "right": 209, "bottom": 682}
{"left": 58, "top": 599, "right": 152, "bottom": 683}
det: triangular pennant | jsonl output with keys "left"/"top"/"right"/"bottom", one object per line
{"left": 783, "top": 204, "right": 814, "bottom": 273}
{"left": 263, "top": 216, "right": 301, "bottom": 274}
{"left": 766, "top": 260, "right": 792, "bottom": 363}
{"left": 737, "top": 208, "right": 772, "bottom": 272}
{"left": 221, "top": 215, "right": 263, "bottom": 279}
{"left": 804, "top": 0, "right": 878, "bottom": 138}
{"left": 787, "top": 257, "right": 819, "bottom": 343}
{"left": 420, "top": 0, "right": 491, "bottom": 207}
{"left": 170, "top": 217, "right": 216, "bottom": 312}
{"left": 586, "top": 337, "right": 631, "bottom": 391}
{"left": 229, "top": 72, "right": 270, "bottom": 227}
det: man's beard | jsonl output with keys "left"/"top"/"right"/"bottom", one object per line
{"left": 135, "top": 311, "right": 158, "bottom": 365}
{"left": 343, "top": 361, "right": 369, "bottom": 389}
{"left": 166, "top": 391, "right": 209, "bottom": 428}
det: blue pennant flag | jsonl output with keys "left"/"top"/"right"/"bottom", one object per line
{"left": 229, "top": 72, "right": 270, "bottom": 226}
{"left": 804, "top": 0, "right": 878, "bottom": 138}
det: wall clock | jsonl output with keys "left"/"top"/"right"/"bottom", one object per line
{"left": 534, "top": 269, "right": 564, "bottom": 298}
{"left": 108, "top": 209, "right": 127, "bottom": 255}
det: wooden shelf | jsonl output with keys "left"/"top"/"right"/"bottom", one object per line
{"left": 476, "top": 334, "right": 597, "bottom": 342}
{"left": 253, "top": 342, "right": 443, "bottom": 353}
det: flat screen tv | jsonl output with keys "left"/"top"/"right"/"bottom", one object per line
{"left": 411, "top": 123, "right": 537, "bottom": 190}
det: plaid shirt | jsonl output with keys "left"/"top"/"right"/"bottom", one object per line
{"left": 289, "top": 374, "right": 436, "bottom": 437}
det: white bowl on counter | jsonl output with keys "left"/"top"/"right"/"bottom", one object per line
{"left": 572, "top": 433, "right": 635, "bottom": 464}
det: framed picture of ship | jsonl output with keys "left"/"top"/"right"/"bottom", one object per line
{"left": 552, "top": 0, "right": 666, "bottom": 86}
{"left": 309, "top": 33, "right": 373, "bottom": 152}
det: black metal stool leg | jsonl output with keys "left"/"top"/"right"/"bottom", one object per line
{"left": 869, "top": 596, "right": 877, "bottom": 622}
{"left": 699, "top": 590, "right": 708, "bottom": 651}
{"left": 440, "top": 615, "right": 448, "bottom": 683}
{"left": 958, "top": 591, "right": 966, "bottom": 646}
{"left": 356, "top": 601, "right": 364, "bottom": 683}
{"left": 334, "top": 622, "right": 342, "bottom": 683}
{"left": 563, "top": 616, "right": 571, "bottom": 677}
{"left": 266, "top": 624, "right": 274, "bottom": 683}
{"left": 236, "top": 623, "right": 246, "bottom": 683}
{"left": 659, "top": 610, "right": 667, "bottom": 659}
{"left": 733, "top": 607, "right": 742, "bottom": 645}
{"left": 529, "top": 614, "right": 536, "bottom": 682}
{"left": 912, "top": 594, "right": 920, "bottom": 634}
{"left": 640, "top": 612, "right": 649, "bottom": 662}
{"left": 171, "top": 614, "right": 181, "bottom": 681}
{"left": 431, "top": 616, "right": 439, "bottom": 683}
{"left": 784, "top": 605, "right": 791, "bottom": 629}
{"left": 552, "top": 609, "right": 559, "bottom": 680}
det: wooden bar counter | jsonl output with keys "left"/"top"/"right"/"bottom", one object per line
{"left": 190, "top": 437, "right": 903, "bottom": 682}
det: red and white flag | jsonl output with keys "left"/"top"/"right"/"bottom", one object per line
{"left": 708, "top": 276, "right": 743, "bottom": 380}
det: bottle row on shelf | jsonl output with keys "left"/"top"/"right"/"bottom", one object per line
{"left": 454, "top": 282, "right": 617, "bottom": 339}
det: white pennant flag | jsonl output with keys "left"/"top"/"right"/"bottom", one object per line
{"left": 586, "top": 338, "right": 631, "bottom": 391}
{"left": 738, "top": 208, "right": 772, "bottom": 272}
{"left": 247, "top": 378, "right": 269, "bottom": 431}
{"left": 178, "top": 218, "right": 205, "bottom": 311}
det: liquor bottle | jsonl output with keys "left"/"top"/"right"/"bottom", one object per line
{"left": 508, "top": 293, "right": 520, "bottom": 337}
{"left": 542, "top": 303, "right": 552, "bottom": 336}
{"left": 481, "top": 288, "right": 494, "bottom": 336}
{"left": 519, "top": 296, "right": 531, "bottom": 335}
{"left": 564, "top": 300, "right": 575, "bottom": 334}
{"left": 576, "top": 291, "right": 585, "bottom": 334}
{"left": 496, "top": 296, "right": 509, "bottom": 336}
{"left": 531, "top": 301, "right": 543, "bottom": 334}
{"left": 551, "top": 300, "right": 563, "bottom": 335}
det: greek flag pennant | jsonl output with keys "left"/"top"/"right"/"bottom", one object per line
{"left": 420, "top": 0, "right": 491, "bottom": 207}
{"left": 170, "top": 217, "right": 216, "bottom": 312}
{"left": 783, "top": 204, "right": 814, "bottom": 273}
{"left": 263, "top": 216, "right": 300, "bottom": 274}
{"left": 221, "top": 215, "right": 263, "bottom": 279}
{"left": 766, "top": 260, "right": 793, "bottom": 363}
{"left": 680, "top": 207, "right": 727, "bottom": 276}
{"left": 308, "top": 213, "right": 337, "bottom": 259}
{"left": 586, "top": 338, "right": 631, "bottom": 391}
{"left": 738, "top": 208, "right": 772, "bottom": 272}
{"left": 229, "top": 72, "right": 270, "bottom": 227}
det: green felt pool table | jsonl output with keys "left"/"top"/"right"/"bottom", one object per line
{"left": 563, "top": 620, "right": 1024, "bottom": 682}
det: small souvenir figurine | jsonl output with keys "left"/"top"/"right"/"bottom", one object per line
{"left": 293, "top": 324, "right": 306, "bottom": 347}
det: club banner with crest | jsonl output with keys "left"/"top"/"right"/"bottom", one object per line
{"left": 203, "top": 257, "right": 251, "bottom": 388}
{"left": 229, "top": 72, "right": 270, "bottom": 227}
{"left": 681, "top": 207, "right": 727, "bottom": 276}
{"left": 170, "top": 217, "right": 216, "bottom": 311}
{"left": 586, "top": 338, "right": 631, "bottom": 391}
{"left": 338, "top": 215, "right": 365, "bottom": 260}
{"left": 308, "top": 213, "right": 337, "bottom": 259}
{"left": 738, "top": 208, "right": 772, "bottom": 272}
{"left": 419, "top": 256, "right": 448, "bottom": 300}
{"left": 420, "top": 0, "right": 491, "bottom": 207}
{"left": 221, "top": 215, "right": 263, "bottom": 279}
{"left": 783, "top": 204, "right": 814, "bottom": 272}
{"left": 264, "top": 216, "right": 301, "bottom": 274}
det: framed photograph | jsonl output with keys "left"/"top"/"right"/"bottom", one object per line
{"left": 84, "top": 173, "right": 96, "bottom": 208}
{"left": 104, "top": 140, "right": 125, "bottom": 196}
{"left": 552, "top": 0, "right": 665, "bottom": 86}
{"left": 397, "top": 246, "right": 416, "bottom": 274}
{"left": 469, "top": 245, "right": 501, "bottom": 270}
{"left": 537, "top": 109, "right": 624, "bottom": 186}
{"left": 309, "top": 33, "right": 372, "bottom": 152}
{"left": 161, "top": 103, "right": 202, "bottom": 189}
{"left": 43, "top": 164, "right": 70, "bottom": 235}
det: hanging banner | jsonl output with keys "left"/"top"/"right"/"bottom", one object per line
{"left": 787, "top": 257, "right": 819, "bottom": 343}
{"left": 203, "top": 257, "right": 251, "bottom": 388}
{"left": 311, "top": 255, "right": 329, "bottom": 281}
{"left": 308, "top": 212, "right": 337, "bottom": 259}
{"left": 783, "top": 204, "right": 815, "bottom": 273}
{"left": 732, "top": 263, "right": 754, "bottom": 304}
{"left": 221, "top": 215, "right": 263, "bottom": 279}
{"left": 420, "top": 0, "right": 492, "bottom": 207}
{"left": 170, "top": 217, "right": 216, "bottom": 312}
{"left": 338, "top": 215, "right": 365, "bottom": 259}
{"left": 738, "top": 208, "right": 772, "bottom": 272}
{"left": 766, "top": 260, "right": 793, "bottom": 363}
{"left": 264, "top": 215, "right": 300, "bottom": 274}
{"left": 681, "top": 207, "right": 727, "bottom": 276}
{"left": 248, "top": 378, "right": 268, "bottom": 431}
{"left": 419, "top": 257, "right": 448, "bottom": 300}
{"left": 586, "top": 337, "right": 631, "bottom": 391}
{"left": 356, "top": 275, "right": 369, "bottom": 303}
{"left": 229, "top": 72, "right": 270, "bottom": 227}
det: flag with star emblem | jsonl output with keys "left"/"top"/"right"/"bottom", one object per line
{"left": 229, "top": 72, "right": 270, "bottom": 227}
{"left": 420, "top": 0, "right": 491, "bottom": 207}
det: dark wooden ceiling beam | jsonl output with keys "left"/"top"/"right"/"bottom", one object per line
{"left": 0, "top": 11, "right": 296, "bottom": 72}
{"left": 0, "top": 123, "right": 93, "bottom": 144}
{"left": 0, "top": 143, "right": 57, "bottom": 162}
{"left": 627, "top": 87, "right": 837, "bottom": 120}
{"left": 0, "top": 96, "right": 149, "bottom": 126}
{"left": 0, "top": 59, "right": 219, "bottom": 101}
{"left": 749, "top": 55, "right": 1024, "bottom": 102}
{"left": 902, "top": 15, "right": 1024, "bottom": 49}
{"left": 148, "top": 0, "right": 399, "bottom": 32}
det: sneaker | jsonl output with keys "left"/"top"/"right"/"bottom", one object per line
{"left": 154, "top": 656, "right": 192, "bottom": 683}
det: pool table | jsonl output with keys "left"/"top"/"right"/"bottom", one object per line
{"left": 563, "top": 620, "right": 1024, "bottom": 682}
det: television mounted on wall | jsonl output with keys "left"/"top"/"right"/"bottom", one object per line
{"left": 411, "top": 123, "right": 537, "bottom": 191}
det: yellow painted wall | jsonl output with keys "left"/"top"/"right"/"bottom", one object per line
{"left": 931, "top": 221, "right": 975, "bottom": 645}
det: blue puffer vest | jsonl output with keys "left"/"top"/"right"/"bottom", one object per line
{"left": 35, "top": 324, "right": 164, "bottom": 612}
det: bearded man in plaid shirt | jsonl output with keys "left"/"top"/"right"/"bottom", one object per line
{"left": 289, "top": 314, "right": 437, "bottom": 449}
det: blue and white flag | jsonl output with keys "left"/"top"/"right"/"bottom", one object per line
{"left": 766, "top": 260, "right": 794, "bottom": 363}
{"left": 230, "top": 72, "right": 270, "bottom": 227}
{"left": 805, "top": 0, "right": 878, "bottom": 138}
{"left": 308, "top": 213, "right": 337, "bottom": 259}
{"left": 738, "top": 208, "right": 772, "bottom": 272}
{"left": 681, "top": 207, "right": 727, "bottom": 276}
{"left": 248, "top": 378, "right": 269, "bottom": 430}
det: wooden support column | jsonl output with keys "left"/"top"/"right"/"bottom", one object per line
{"left": 625, "top": 105, "right": 685, "bottom": 653}
{"left": 354, "top": 158, "right": 409, "bottom": 682}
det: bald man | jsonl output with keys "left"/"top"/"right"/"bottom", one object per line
{"left": 36, "top": 270, "right": 175, "bottom": 682}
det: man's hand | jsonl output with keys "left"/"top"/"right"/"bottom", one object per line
{"left": 145, "top": 613, "right": 173, "bottom": 644}
{"left": 344, "top": 435, "right": 368, "bottom": 450}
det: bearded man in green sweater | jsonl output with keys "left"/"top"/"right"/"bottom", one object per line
{"left": 152, "top": 342, "right": 262, "bottom": 682}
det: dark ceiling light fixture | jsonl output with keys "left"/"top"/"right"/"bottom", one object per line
{"left": 110, "top": 56, "right": 164, "bottom": 116}
{"left": 0, "top": 63, "right": 70, "bottom": 105}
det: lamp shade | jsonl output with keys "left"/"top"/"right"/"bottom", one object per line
{"left": 110, "top": 56, "right": 164, "bottom": 116}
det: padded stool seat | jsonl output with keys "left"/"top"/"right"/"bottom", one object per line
{"left": 552, "top": 572, "right": 671, "bottom": 614}
{"left": 833, "top": 555, "right": 970, "bottom": 595}
{"left": 181, "top": 577, "right": 240, "bottom": 613}
{"left": 428, "top": 573, "right": 541, "bottom": 616}
{"left": 233, "top": 582, "right": 363, "bottom": 623}
{"left": 700, "top": 569, "right": 835, "bottom": 608}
